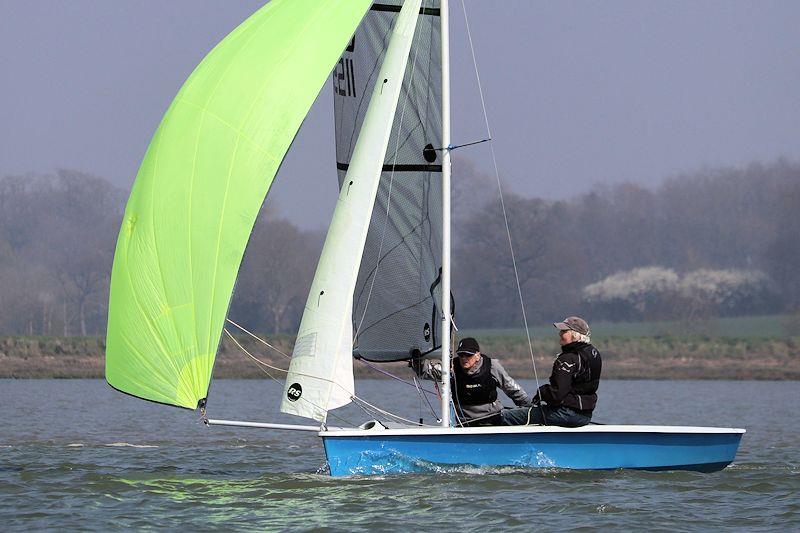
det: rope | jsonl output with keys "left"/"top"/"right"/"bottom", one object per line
{"left": 223, "top": 327, "right": 429, "bottom": 428}
{"left": 226, "top": 318, "right": 292, "bottom": 359}
{"left": 356, "top": 357, "right": 438, "bottom": 396}
{"left": 223, "top": 328, "right": 291, "bottom": 375}
{"left": 459, "top": 0, "right": 544, "bottom": 422}
{"left": 221, "top": 329, "right": 356, "bottom": 428}
{"left": 349, "top": 394, "right": 393, "bottom": 425}
{"left": 414, "top": 375, "right": 441, "bottom": 422}
{"left": 352, "top": 395, "right": 439, "bottom": 427}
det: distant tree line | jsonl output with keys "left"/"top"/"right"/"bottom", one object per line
{"left": 0, "top": 158, "right": 797, "bottom": 336}
{"left": 452, "top": 158, "right": 799, "bottom": 328}
{"left": 0, "top": 171, "right": 122, "bottom": 336}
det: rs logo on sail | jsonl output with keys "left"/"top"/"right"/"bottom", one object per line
{"left": 287, "top": 383, "right": 303, "bottom": 402}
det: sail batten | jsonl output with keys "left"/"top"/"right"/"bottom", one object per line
{"left": 281, "top": 0, "right": 424, "bottom": 422}
{"left": 105, "top": 0, "right": 372, "bottom": 409}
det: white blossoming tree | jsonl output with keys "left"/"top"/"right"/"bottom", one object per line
{"left": 584, "top": 267, "right": 774, "bottom": 321}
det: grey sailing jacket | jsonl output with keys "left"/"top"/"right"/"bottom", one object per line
{"left": 416, "top": 356, "right": 529, "bottom": 425}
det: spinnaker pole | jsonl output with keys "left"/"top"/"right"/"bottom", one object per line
{"left": 440, "top": 0, "right": 452, "bottom": 428}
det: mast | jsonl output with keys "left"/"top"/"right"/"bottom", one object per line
{"left": 439, "top": 0, "right": 452, "bottom": 428}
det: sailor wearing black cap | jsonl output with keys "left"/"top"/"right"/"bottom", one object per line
{"left": 411, "top": 337, "right": 530, "bottom": 426}
{"left": 503, "top": 316, "right": 602, "bottom": 427}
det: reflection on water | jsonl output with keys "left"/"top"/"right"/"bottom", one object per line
{"left": 2, "top": 379, "right": 799, "bottom": 529}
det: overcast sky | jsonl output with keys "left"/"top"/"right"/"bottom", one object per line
{"left": 2, "top": 1, "right": 798, "bottom": 229}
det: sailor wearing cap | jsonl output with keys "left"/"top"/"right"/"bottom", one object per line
{"left": 502, "top": 316, "right": 602, "bottom": 427}
{"left": 411, "top": 337, "right": 530, "bottom": 426}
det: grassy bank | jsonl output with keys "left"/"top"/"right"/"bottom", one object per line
{"left": 1, "top": 328, "right": 798, "bottom": 380}
{"left": 464, "top": 314, "right": 799, "bottom": 340}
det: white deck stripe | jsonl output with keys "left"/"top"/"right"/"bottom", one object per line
{"left": 319, "top": 424, "right": 746, "bottom": 438}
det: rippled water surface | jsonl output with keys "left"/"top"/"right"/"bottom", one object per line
{"left": 2, "top": 379, "right": 798, "bottom": 530}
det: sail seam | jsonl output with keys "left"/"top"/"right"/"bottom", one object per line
{"left": 148, "top": 123, "right": 194, "bottom": 393}
{"left": 206, "top": 3, "right": 336, "bottom": 378}
{"left": 127, "top": 127, "right": 185, "bottom": 393}
{"left": 181, "top": 12, "right": 268, "bottom": 384}
{"left": 178, "top": 3, "right": 273, "bottom": 397}
{"left": 371, "top": 3, "right": 441, "bottom": 16}
{"left": 337, "top": 162, "right": 442, "bottom": 172}
{"left": 205, "top": 136, "right": 242, "bottom": 361}
{"left": 176, "top": 99, "right": 278, "bottom": 163}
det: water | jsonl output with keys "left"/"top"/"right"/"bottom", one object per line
{"left": 2, "top": 379, "right": 798, "bottom": 530}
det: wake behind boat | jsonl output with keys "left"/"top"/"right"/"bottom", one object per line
{"left": 105, "top": 0, "right": 744, "bottom": 477}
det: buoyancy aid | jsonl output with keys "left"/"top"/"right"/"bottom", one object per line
{"left": 452, "top": 355, "right": 498, "bottom": 406}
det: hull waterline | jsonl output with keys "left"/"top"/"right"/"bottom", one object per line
{"left": 321, "top": 424, "right": 745, "bottom": 476}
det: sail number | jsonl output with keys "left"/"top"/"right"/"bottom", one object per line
{"left": 287, "top": 383, "right": 303, "bottom": 402}
{"left": 334, "top": 37, "right": 356, "bottom": 98}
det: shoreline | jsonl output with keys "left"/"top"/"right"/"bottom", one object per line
{"left": 1, "top": 334, "right": 798, "bottom": 380}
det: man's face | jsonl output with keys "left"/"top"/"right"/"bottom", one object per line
{"left": 559, "top": 329, "right": 573, "bottom": 346}
{"left": 458, "top": 352, "right": 481, "bottom": 370}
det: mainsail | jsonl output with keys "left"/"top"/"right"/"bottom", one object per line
{"left": 105, "top": 0, "right": 372, "bottom": 409}
{"left": 281, "top": 0, "right": 424, "bottom": 422}
{"left": 334, "top": 1, "right": 444, "bottom": 363}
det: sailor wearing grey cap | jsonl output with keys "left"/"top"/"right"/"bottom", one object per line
{"left": 411, "top": 337, "right": 530, "bottom": 426}
{"left": 502, "top": 316, "right": 602, "bottom": 427}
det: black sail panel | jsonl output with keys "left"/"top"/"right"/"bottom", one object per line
{"left": 332, "top": 1, "right": 443, "bottom": 362}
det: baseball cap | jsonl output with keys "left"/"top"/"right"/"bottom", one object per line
{"left": 553, "top": 316, "right": 590, "bottom": 336}
{"left": 456, "top": 337, "right": 480, "bottom": 356}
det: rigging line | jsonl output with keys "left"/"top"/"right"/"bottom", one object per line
{"left": 349, "top": 395, "right": 402, "bottom": 426}
{"left": 349, "top": 394, "right": 394, "bottom": 426}
{"left": 355, "top": 357, "right": 439, "bottom": 396}
{"left": 224, "top": 328, "right": 291, "bottom": 374}
{"left": 413, "top": 375, "right": 441, "bottom": 422}
{"left": 223, "top": 329, "right": 428, "bottom": 428}
{"left": 352, "top": 220, "right": 426, "bottom": 309}
{"left": 354, "top": 11, "right": 425, "bottom": 341}
{"left": 356, "top": 296, "right": 430, "bottom": 335}
{"left": 222, "top": 329, "right": 356, "bottom": 428}
{"left": 352, "top": 394, "right": 440, "bottom": 427}
{"left": 224, "top": 329, "right": 357, "bottom": 396}
{"left": 225, "top": 318, "right": 292, "bottom": 359}
{"left": 433, "top": 137, "right": 491, "bottom": 151}
{"left": 459, "top": 0, "right": 543, "bottom": 417}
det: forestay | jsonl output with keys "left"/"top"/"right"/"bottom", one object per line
{"left": 333, "top": 1, "right": 445, "bottom": 363}
{"left": 105, "top": 0, "right": 372, "bottom": 409}
{"left": 280, "top": 0, "right": 424, "bottom": 422}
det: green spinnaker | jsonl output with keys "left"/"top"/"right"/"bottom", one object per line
{"left": 105, "top": 0, "right": 372, "bottom": 409}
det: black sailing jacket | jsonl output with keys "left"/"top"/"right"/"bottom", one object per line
{"left": 537, "top": 341, "right": 602, "bottom": 412}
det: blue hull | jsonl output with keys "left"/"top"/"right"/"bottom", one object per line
{"left": 322, "top": 427, "right": 744, "bottom": 477}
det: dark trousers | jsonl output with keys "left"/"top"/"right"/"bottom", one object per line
{"left": 458, "top": 412, "right": 503, "bottom": 427}
{"left": 501, "top": 404, "right": 591, "bottom": 427}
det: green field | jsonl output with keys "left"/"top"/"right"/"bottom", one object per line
{"left": 1, "top": 314, "right": 798, "bottom": 379}
{"left": 463, "top": 314, "right": 797, "bottom": 341}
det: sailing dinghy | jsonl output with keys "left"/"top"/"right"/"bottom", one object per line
{"left": 106, "top": 0, "right": 744, "bottom": 476}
